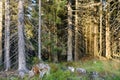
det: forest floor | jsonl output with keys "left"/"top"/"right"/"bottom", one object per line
{"left": 0, "top": 56, "right": 120, "bottom": 80}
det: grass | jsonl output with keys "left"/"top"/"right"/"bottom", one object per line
{"left": 0, "top": 58, "right": 120, "bottom": 80}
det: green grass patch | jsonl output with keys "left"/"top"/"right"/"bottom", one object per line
{"left": 0, "top": 59, "right": 120, "bottom": 80}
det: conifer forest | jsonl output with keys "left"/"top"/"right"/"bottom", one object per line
{"left": 0, "top": 0, "right": 120, "bottom": 80}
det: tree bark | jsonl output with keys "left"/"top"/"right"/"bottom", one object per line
{"left": 0, "top": 0, "right": 3, "bottom": 66}
{"left": 4, "top": 0, "right": 10, "bottom": 71}
{"left": 105, "top": 1, "right": 111, "bottom": 59}
{"left": 89, "top": 0, "right": 94, "bottom": 55}
{"left": 48, "top": 30, "right": 52, "bottom": 61}
{"left": 67, "top": 0, "right": 73, "bottom": 61}
{"left": 53, "top": 12, "right": 58, "bottom": 62}
{"left": 38, "top": 0, "right": 42, "bottom": 61}
{"left": 85, "top": 25, "right": 88, "bottom": 54}
{"left": 94, "top": 23, "right": 98, "bottom": 57}
{"left": 99, "top": 0, "right": 103, "bottom": 56}
{"left": 74, "top": 0, "right": 79, "bottom": 61}
{"left": 18, "top": 0, "right": 27, "bottom": 72}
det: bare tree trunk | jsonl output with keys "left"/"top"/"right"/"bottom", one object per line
{"left": 48, "top": 30, "right": 52, "bottom": 61}
{"left": 89, "top": 16, "right": 93, "bottom": 55}
{"left": 106, "top": 1, "right": 111, "bottom": 59}
{"left": 18, "top": 0, "right": 27, "bottom": 73}
{"left": 4, "top": 0, "right": 10, "bottom": 71}
{"left": 99, "top": 0, "right": 103, "bottom": 56}
{"left": 53, "top": 8, "right": 58, "bottom": 62}
{"left": 94, "top": 23, "right": 98, "bottom": 57}
{"left": 0, "top": 0, "right": 3, "bottom": 66}
{"left": 74, "top": 0, "right": 79, "bottom": 61}
{"left": 85, "top": 25, "right": 88, "bottom": 54}
{"left": 67, "top": 0, "right": 73, "bottom": 61}
{"left": 38, "top": 0, "right": 42, "bottom": 61}
{"left": 53, "top": 29, "right": 58, "bottom": 62}
{"left": 89, "top": 0, "right": 94, "bottom": 55}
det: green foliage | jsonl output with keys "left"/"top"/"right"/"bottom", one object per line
{"left": 51, "top": 45, "right": 62, "bottom": 54}
{"left": 42, "top": 0, "right": 67, "bottom": 25}
{"left": 25, "top": 24, "right": 34, "bottom": 39}
{"left": 32, "top": 57, "right": 41, "bottom": 64}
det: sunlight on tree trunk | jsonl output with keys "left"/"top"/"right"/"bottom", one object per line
{"left": 99, "top": 0, "right": 103, "bottom": 56}
{"left": 89, "top": 0, "right": 94, "bottom": 55}
{"left": 106, "top": 1, "right": 111, "bottom": 59}
{"left": 74, "top": 0, "right": 79, "bottom": 61}
{"left": 94, "top": 23, "right": 98, "bottom": 57}
{"left": 67, "top": 0, "right": 73, "bottom": 61}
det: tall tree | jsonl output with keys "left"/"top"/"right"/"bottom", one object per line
{"left": 18, "top": 0, "right": 27, "bottom": 74}
{"left": 93, "top": 1, "right": 99, "bottom": 57}
{"left": 74, "top": 0, "right": 79, "bottom": 61}
{"left": 67, "top": 0, "right": 73, "bottom": 61}
{"left": 4, "top": 0, "right": 10, "bottom": 71}
{"left": 105, "top": 0, "right": 111, "bottom": 58}
{"left": 94, "top": 22, "right": 98, "bottom": 56}
{"left": 89, "top": 0, "right": 94, "bottom": 55}
{"left": 38, "top": 0, "right": 42, "bottom": 61}
{"left": 0, "top": 0, "right": 3, "bottom": 66}
{"left": 99, "top": 0, "right": 103, "bottom": 56}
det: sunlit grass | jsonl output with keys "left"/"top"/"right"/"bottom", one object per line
{"left": 0, "top": 58, "right": 120, "bottom": 80}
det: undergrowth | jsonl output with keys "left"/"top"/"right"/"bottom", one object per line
{"left": 0, "top": 59, "right": 120, "bottom": 80}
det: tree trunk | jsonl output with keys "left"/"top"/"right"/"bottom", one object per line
{"left": 89, "top": 0, "right": 94, "bottom": 55}
{"left": 48, "top": 30, "right": 52, "bottom": 61}
{"left": 99, "top": 0, "right": 103, "bottom": 56}
{"left": 85, "top": 25, "right": 88, "bottom": 54}
{"left": 94, "top": 23, "right": 98, "bottom": 57}
{"left": 38, "top": 0, "right": 42, "bottom": 61}
{"left": 74, "top": 0, "right": 79, "bottom": 61}
{"left": 53, "top": 8, "right": 58, "bottom": 62}
{"left": 53, "top": 27, "right": 58, "bottom": 62}
{"left": 4, "top": 0, "right": 10, "bottom": 71}
{"left": 105, "top": 1, "right": 111, "bottom": 59}
{"left": 67, "top": 0, "right": 73, "bottom": 61}
{"left": 18, "top": 0, "right": 27, "bottom": 72}
{"left": 89, "top": 16, "right": 93, "bottom": 55}
{"left": 0, "top": 0, "right": 3, "bottom": 66}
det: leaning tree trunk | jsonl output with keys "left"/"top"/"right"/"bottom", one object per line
{"left": 74, "top": 0, "right": 79, "bottom": 61}
{"left": 67, "top": 0, "right": 73, "bottom": 61}
{"left": 0, "top": 0, "right": 3, "bottom": 66}
{"left": 105, "top": 1, "right": 111, "bottom": 59}
{"left": 18, "top": 0, "right": 27, "bottom": 74}
{"left": 4, "top": 0, "right": 10, "bottom": 71}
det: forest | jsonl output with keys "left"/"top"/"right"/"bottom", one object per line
{"left": 0, "top": 0, "right": 120, "bottom": 80}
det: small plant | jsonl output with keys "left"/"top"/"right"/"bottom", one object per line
{"left": 32, "top": 57, "right": 40, "bottom": 64}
